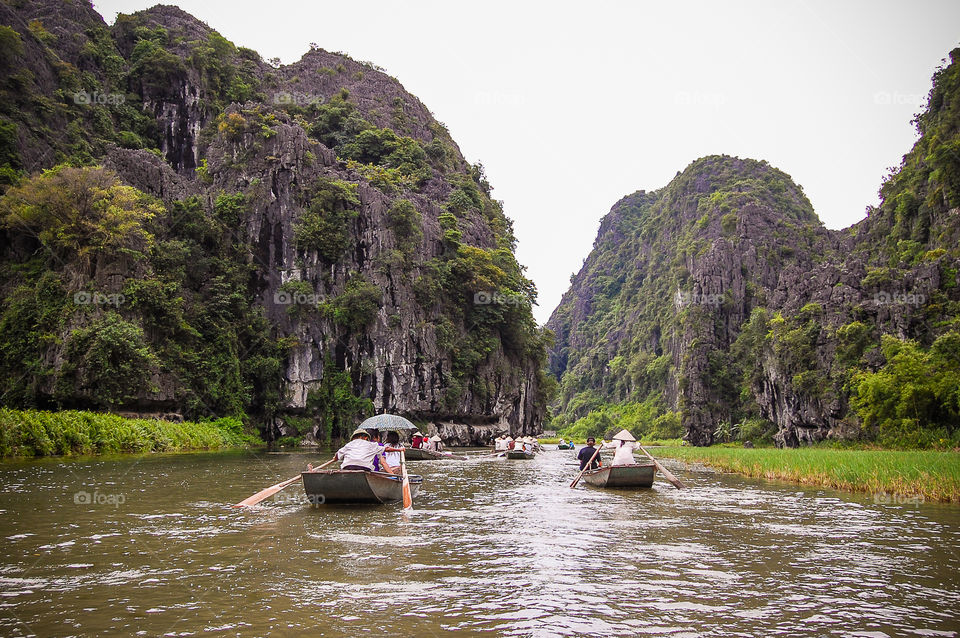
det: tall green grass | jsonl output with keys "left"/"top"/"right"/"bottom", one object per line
{"left": 0, "top": 408, "right": 261, "bottom": 458}
{"left": 654, "top": 446, "right": 960, "bottom": 503}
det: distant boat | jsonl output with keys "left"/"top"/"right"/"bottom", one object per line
{"left": 505, "top": 449, "right": 535, "bottom": 460}
{"left": 301, "top": 469, "right": 422, "bottom": 504}
{"left": 404, "top": 447, "right": 460, "bottom": 460}
{"left": 556, "top": 442, "right": 575, "bottom": 450}
{"left": 581, "top": 463, "right": 656, "bottom": 488}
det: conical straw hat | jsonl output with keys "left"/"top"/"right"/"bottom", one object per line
{"left": 430, "top": 435, "right": 442, "bottom": 442}
{"left": 612, "top": 429, "right": 636, "bottom": 441}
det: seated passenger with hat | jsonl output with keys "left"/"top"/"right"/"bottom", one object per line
{"left": 335, "top": 428, "right": 389, "bottom": 472}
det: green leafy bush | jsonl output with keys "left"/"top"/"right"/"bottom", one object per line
{"left": 57, "top": 312, "right": 159, "bottom": 406}
{"left": 293, "top": 178, "right": 360, "bottom": 261}
{"left": 323, "top": 276, "right": 382, "bottom": 332}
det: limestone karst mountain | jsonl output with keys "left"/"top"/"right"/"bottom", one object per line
{"left": 0, "top": 1, "right": 551, "bottom": 443}
{"left": 548, "top": 48, "right": 960, "bottom": 447}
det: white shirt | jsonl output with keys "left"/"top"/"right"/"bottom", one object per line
{"left": 610, "top": 441, "right": 638, "bottom": 466}
{"left": 336, "top": 439, "right": 385, "bottom": 471}
{"left": 384, "top": 443, "right": 403, "bottom": 467}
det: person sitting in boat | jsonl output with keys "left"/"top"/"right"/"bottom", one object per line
{"left": 494, "top": 436, "right": 505, "bottom": 451}
{"left": 411, "top": 432, "right": 424, "bottom": 449}
{"left": 607, "top": 429, "right": 639, "bottom": 466}
{"left": 506, "top": 437, "right": 515, "bottom": 450}
{"left": 382, "top": 430, "right": 404, "bottom": 473}
{"left": 336, "top": 428, "right": 389, "bottom": 472}
{"left": 577, "top": 437, "right": 603, "bottom": 471}
{"left": 430, "top": 435, "right": 444, "bottom": 452}
{"left": 368, "top": 430, "right": 398, "bottom": 474}
{"left": 558, "top": 437, "right": 567, "bottom": 447}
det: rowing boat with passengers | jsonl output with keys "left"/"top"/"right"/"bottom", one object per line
{"left": 581, "top": 463, "right": 656, "bottom": 488}
{"left": 301, "top": 468, "right": 423, "bottom": 504}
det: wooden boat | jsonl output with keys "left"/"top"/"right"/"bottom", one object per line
{"left": 301, "top": 469, "right": 423, "bottom": 504}
{"left": 505, "top": 449, "right": 535, "bottom": 460}
{"left": 557, "top": 443, "right": 575, "bottom": 450}
{"left": 581, "top": 463, "right": 656, "bottom": 488}
{"left": 404, "top": 447, "right": 454, "bottom": 460}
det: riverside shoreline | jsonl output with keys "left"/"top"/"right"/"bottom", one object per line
{"left": 650, "top": 445, "right": 960, "bottom": 503}
{"left": 0, "top": 408, "right": 260, "bottom": 459}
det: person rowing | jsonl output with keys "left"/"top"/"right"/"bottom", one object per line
{"left": 606, "top": 429, "right": 640, "bottom": 465}
{"left": 577, "top": 436, "right": 603, "bottom": 471}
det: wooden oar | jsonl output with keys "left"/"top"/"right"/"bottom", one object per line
{"left": 569, "top": 443, "right": 604, "bottom": 488}
{"left": 636, "top": 444, "right": 687, "bottom": 489}
{"left": 399, "top": 449, "right": 413, "bottom": 509}
{"left": 232, "top": 457, "right": 337, "bottom": 508}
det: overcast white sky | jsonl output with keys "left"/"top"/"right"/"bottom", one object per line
{"left": 94, "top": 0, "right": 960, "bottom": 323}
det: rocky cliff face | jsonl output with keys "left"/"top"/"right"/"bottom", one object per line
{"left": 0, "top": 1, "right": 549, "bottom": 443}
{"left": 548, "top": 50, "right": 960, "bottom": 446}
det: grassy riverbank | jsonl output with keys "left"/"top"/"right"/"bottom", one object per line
{"left": 0, "top": 408, "right": 261, "bottom": 458}
{"left": 651, "top": 445, "right": 960, "bottom": 503}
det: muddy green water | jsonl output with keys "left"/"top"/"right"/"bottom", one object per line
{"left": 0, "top": 448, "right": 958, "bottom": 637}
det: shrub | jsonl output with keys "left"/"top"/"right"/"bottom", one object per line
{"left": 0, "top": 165, "right": 161, "bottom": 262}
{"left": 293, "top": 178, "right": 360, "bottom": 261}
{"left": 323, "top": 275, "right": 382, "bottom": 332}
{"left": 386, "top": 198, "right": 422, "bottom": 254}
{"left": 57, "top": 312, "right": 159, "bottom": 406}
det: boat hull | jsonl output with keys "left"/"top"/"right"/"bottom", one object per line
{"left": 557, "top": 444, "right": 575, "bottom": 450}
{"left": 505, "top": 450, "right": 535, "bottom": 460}
{"left": 301, "top": 470, "right": 422, "bottom": 504}
{"left": 582, "top": 463, "right": 656, "bottom": 488}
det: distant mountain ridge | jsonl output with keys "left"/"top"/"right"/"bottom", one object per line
{"left": 548, "top": 49, "right": 960, "bottom": 447}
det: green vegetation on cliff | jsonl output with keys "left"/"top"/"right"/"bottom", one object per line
{"left": 0, "top": 166, "right": 287, "bottom": 420}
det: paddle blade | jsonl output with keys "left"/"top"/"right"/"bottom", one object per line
{"left": 402, "top": 477, "right": 412, "bottom": 509}
{"left": 654, "top": 461, "right": 687, "bottom": 490}
{"left": 233, "top": 475, "right": 301, "bottom": 508}
{"left": 399, "top": 449, "right": 413, "bottom": 509}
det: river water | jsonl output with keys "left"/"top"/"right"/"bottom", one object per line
{"left": 0, "top": 447, "right": 958, "bottom": 637}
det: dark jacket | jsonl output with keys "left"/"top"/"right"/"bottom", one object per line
{"left": 577, "top": 445, "right": 602, "bottom": 470}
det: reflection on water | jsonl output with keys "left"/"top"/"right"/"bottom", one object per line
{"left": 0, "top": 448, "right": 958, "bottom": 637}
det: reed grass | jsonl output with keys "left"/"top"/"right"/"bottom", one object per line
{"left": 0, "top": 408, "right": 261, "bottom": 458}
{"left": 653, "top": 445, "right": 960, "bottom": 503}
